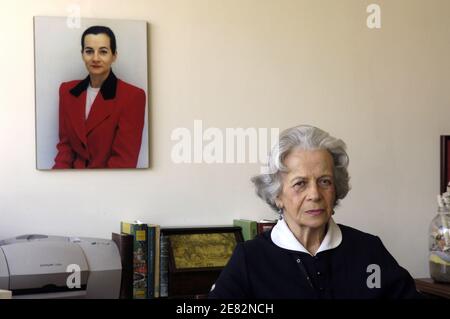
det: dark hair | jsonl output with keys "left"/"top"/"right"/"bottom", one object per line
{"left": 81, "top": 26, "right": 117, "bottom": 54}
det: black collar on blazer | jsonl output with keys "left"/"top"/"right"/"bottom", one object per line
{"left": 69, "top": 70, "right": 118, "bottom": 100}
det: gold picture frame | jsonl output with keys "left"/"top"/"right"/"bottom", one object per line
{"left": 164, "top": 226, "right": 243, "bottom": 272}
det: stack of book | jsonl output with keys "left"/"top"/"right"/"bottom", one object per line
{"left": 233, "top": 219, "right": 257, "bottom": 241}
{"left": 233, "top": 218, "right": 278, "bottom": 241}
{"left": 257, "top": 219, "right": 278, "bottom": 234}
{"left": 112, "top": 220, "right": 273, "bottom": 299}
{"left": 112, "top": 221, "right": 161, "bottom": 299}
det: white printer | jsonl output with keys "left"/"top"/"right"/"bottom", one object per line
{"left": 0, "top": 234, "right": 121, "bottom": 299}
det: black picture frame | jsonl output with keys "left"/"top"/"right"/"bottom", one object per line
{"left": 165, "top": 226, "right": 243, "bottom": 272}
{"left": 161, "top": 226, "right": 243, "bottom": 298}
{"left": 440, "top": 135, "right": 450, "bottom": 193}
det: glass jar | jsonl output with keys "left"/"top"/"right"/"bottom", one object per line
{"left": 429, "top": 207, "right": 450, "bottom": 283}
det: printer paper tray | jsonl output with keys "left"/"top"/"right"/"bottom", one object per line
{"left": 13, "top": 290, "right": 87, "bottom": 299}
{"left": 12, "top": 284, "right": 87, "bottom": 299}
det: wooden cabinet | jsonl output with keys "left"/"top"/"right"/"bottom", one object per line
{"left": 415, "top": 278, "right": 450, "bottom": 299}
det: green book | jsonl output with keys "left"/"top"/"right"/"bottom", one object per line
{"left": 233, "top": 219, "right": 257, "bottom": 241}
{"left": 121, "top": 221, "right": 148, "bottom": 299}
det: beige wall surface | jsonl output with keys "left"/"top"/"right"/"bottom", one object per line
{"left": 1, "top": 0, "right": 449, "bottom": 278}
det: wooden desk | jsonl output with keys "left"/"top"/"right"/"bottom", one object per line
{"left": 415, "top": 278, "right": 450, "bottom": 299}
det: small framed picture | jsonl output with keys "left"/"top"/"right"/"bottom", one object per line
{"left": 162, "top": 226, "right": 243, "bottom": 298}
{"left": 165, "top": 226, "right": 243, "bottom": 272}
{"left": 440, "top": 135, "right": 450, "bottom": 193}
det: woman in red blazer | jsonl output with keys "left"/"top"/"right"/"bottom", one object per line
{"left": 53, "top": 26, "right": 146, "bottom": 169}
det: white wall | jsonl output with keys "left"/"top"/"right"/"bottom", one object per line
{"left": 1, "top": 0, "right": 449, "bottom": 278}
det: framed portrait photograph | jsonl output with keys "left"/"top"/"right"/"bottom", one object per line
{"left": 34, "top": 16, "right": 149, "bottom": 169}
{"left": 441, "top": 135, "right": 450, "bottom": 193}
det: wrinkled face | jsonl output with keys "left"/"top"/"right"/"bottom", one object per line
{"left": 82, "top": 33, "right": 116, "bottom": 78}
{"left": 276, "top": 148, "right": 336, "bottom": 230}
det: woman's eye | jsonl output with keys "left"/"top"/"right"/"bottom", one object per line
{"left": 100, "top": 50, "right": 108, "bottom": 55}
{"left": 319, "top": 179, "right": 332, "bottom": 186}
{"left": 293, "top": 181, "right": 306, "bottom": 188}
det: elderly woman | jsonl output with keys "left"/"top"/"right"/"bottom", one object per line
{"left": 209, "top": 125, "right": 420, "bottom": 299}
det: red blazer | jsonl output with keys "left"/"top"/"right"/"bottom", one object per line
{"left": 53, "top": 72, "right": 146, "bottom": 169}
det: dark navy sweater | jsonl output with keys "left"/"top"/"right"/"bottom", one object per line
{"left": 209, "top": 224, "right": 421, "bottom": 299}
